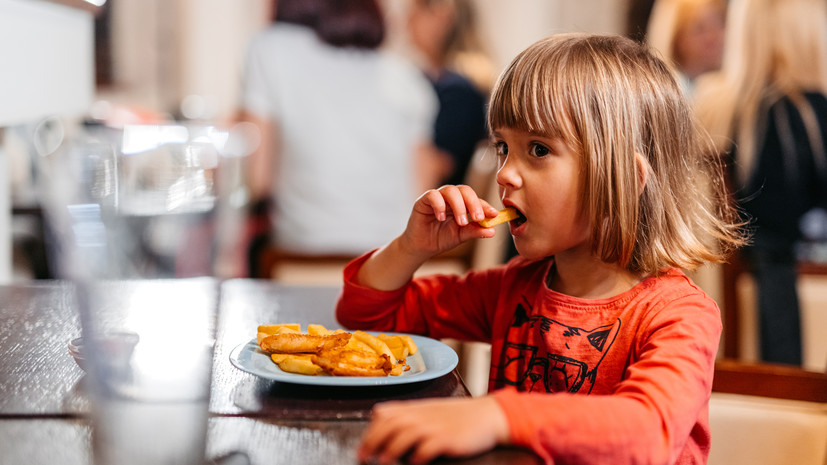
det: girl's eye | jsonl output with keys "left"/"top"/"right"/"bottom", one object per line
{"left": 495, "top": 141, "right": 509, "bottom": 156}
{"left": 529, "top": 143, "right": 551, "bottom": 157}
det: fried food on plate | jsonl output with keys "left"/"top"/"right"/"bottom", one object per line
{"left": 271, "top": 353, "right": 325, "bottom": 376}
{"left": 259, "top": 324, "right": 301, "bottom": 334}
{"left": 257, "top": 323, "right": 301, "bottom": 345}
{"left": 344, "top": 336, "right": 375, "bottom": 353}
{"left": 352, "top": 330, "right": 397, "bottom": 364}
{"left": 260, "top": 331, "right": 350, "bottom": 354}
{"left": 397, "top": 334, "right": 418, "bottom": 355}
{"left": 312, "top": 347, "right": 392, "bottom": 377}
{"left": 256, "top": 323, "right": 416, "bottom": 377}
{"left": 378, "top": 333, "right": 409, "bottom": 360}
{"left": 477, "top": 207, "right": 519, "bottom": 228}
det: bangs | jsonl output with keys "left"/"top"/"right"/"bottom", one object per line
{"left": 487, "top": 43, "right": 579, "bottom": 146}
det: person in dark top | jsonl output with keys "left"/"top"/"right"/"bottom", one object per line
{"left": 430, "top": 70, "right": 487, "bottom": 186}
{"left": 406, "top": 0, "right": 493, "bottom": 187}
{"left": 695, "top": 0, "right": 827, "bottom": 365}
{"left": 738, "top": 94, "right": 827, "bottom": 252}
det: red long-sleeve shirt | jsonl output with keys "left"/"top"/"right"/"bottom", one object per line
{"left": 336, "top": 252, "right": 721, "bottom": 465}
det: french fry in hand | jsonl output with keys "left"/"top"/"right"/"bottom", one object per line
{"left": 478, "top": 207, "right": 519, "bottom": 228}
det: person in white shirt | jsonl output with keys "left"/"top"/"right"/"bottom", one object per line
{"left": 240, "top": 0, "right": 442, "bottom": 257}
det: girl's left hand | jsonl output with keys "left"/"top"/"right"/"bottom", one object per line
{"left": 357, "top": 396, "right": 510, "bottom": 464}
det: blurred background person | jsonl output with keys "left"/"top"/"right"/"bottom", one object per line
{"left": 239, "top": 0, "right": 441, "bottom": 268}
{"left": 405, "top": 0, "right": 493, "bottom": 187}
{"left": 645, "top": 0, "right": 726, "bottom": 96}
{"left": 694, "top": 0, "right": 827, "bottom": 366}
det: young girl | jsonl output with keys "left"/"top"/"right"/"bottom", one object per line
{"left": 337, "top": 33, "right": 745, "bottom": 465}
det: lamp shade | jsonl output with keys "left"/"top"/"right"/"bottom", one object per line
{"left": 0, "top": 0, "right": 95, "bottom": 126}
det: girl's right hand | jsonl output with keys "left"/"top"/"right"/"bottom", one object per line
{"left": 351, "top": 185, "right": 502, "bottom": 291}
{"left": 398, "top": 185, "right": 501, "bottom": 260}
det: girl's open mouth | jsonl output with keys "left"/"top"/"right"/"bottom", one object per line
{"left": 510, "top": 208, "right": 527, "bottom": 228}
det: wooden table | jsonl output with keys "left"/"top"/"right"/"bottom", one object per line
{"left": 0, "top": 279, "right": 540, "bottom": 465}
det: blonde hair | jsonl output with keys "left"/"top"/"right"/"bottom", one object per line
{"left": 694, "top": 0, "right": 827, "bottom": 184}
{"left": 488, "top": 33, "right": 745, "bottom": 275}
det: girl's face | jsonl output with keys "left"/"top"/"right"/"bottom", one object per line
{"left": 493, "top": 127, "right": 591, "bottom": 260}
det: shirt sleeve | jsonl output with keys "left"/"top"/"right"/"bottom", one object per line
{"left": 335, "top": 251, "right": 501, "bottom": 342}
{"left": 492, "top": 293, "right": 721, "bottom": 465}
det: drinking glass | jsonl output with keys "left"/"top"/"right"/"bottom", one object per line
{"left": 35, "top": 118, "right": 255, "bottom": 465}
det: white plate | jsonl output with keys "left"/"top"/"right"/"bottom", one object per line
{"left": 229, "top": 332, "right": 458, "bottom": 386}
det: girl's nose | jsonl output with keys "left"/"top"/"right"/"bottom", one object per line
{"left": 496, "top": 156, "right": 521, "bottom": 189}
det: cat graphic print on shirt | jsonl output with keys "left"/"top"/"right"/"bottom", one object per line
{"left": 493, "top": 297, "right": 621, "bottom": 394}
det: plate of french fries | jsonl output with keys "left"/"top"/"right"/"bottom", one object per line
{"left": 229, "top": 323, "right": 458, "bottom": 386}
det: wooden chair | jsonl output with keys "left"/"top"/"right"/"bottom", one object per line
{"left": 720, "top": 254, "right": 746, "bottom": 359}
{"left": 713, "top": 359, "right": 827, "bottom": 402}
{"left": 720, "top": 250, "right": 827, "bottom": 364}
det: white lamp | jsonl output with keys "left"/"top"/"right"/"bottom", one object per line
{"left": 0, "top": 0, "right": 97, "bottom": 282}
{"left": 0, "top": 0, "right": 96, "bottom": 126}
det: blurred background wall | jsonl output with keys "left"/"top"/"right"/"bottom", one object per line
{"left": 98, "top": 0, "right": 624, "bottom": 123}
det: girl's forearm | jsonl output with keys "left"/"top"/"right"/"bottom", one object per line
{"left": 355, "top": 237, "right": 431, "bottom": 291}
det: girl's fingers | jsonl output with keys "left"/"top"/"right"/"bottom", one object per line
{"left": 420, "top": 185, "right": 497, "bottom": 230}
{"left": 358, "top": 403, "right": 411, "bottom": 463}
{"left": 480, "top": 198, "right": 501, "bottom": 217}
{"left": 373, "top": 426, "right": 425, "bottom": 465}
{"left": 406, "top": 437, "right": 447, "bottom": 465}
{"left": 357, "top": 421, "right": 394, "bottom": 462}
{"left": 457, "top": 184, "right": 486, "bottom": 223}
{"left": 437, "top": 184, "right": 485, "bottom": 226}
{"left": 436, "top": 185, "right": 468, "bottom": 225}
{"left": 418, "top": 189, "right": 447, "bottom": 221}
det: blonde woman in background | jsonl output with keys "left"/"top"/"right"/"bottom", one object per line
{"left": 694, "top": 0, "right": 827, "bottom": 366}
{"left": 646, "top": 0, "right": 726, "bottom": 95}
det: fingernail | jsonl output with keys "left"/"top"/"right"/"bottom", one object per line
{"left": 472, "top": 209, "right": 484, "bottom": 221}
{"left": 459, "top": 214, "right": 468, "bottom": 226}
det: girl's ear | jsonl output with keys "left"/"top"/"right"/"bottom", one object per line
{"left": 635, "top": 152, "right": 649, "bottom": 197}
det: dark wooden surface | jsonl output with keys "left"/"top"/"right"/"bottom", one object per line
{"left": 0, "top": 279, "right": 541, "bottom": 465}
{"left": 0, "top": 281, "right": 85, "bottom": 416}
